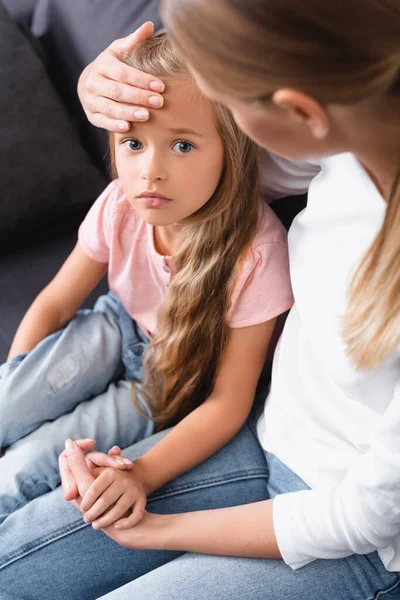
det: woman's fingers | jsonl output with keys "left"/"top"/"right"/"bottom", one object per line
{"left": 108, "top": 22, "right": 154, "bottom": 59}
{"left": 59, "top": 439, "right": 95, "bottom": 500}
{"left": 75, "top": 439, "right": 96, "bottom": 450}
{"left": 59, "top": 450, "right": 78, "bottom": 501}
{"left": 87, "top": 69, "right": 163, "bottom": 110}
{"left": 114, "top": 498, "right": 146, "bottom": 530}
{"left": 108, "top": 446, "right": 121, "bottom": 455}
{"left": 65, "top": 439, "right": 95, "bottom": 498}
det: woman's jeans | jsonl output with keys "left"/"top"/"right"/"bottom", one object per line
{"left": 0, "top": 293, "right": 153, "bottom": 523}
{"left": 0, "top": 413, "right": 399, "bottom": 600}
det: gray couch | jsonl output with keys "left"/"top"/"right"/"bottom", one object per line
{"left": 0, "top": 0, "right": 305, "bottom": 363}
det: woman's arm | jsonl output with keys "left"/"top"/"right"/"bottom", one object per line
{"left": 112, "top": 501, "right": 281, "bottom": 559}
{"left": 8, "top": 243, "right": 107, "bottom": 359}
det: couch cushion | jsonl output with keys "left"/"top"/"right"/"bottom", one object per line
{"left": 0, "top": 233, "right": 109, "bottom": 362}
{"left": 0, "top": 2, "right": 106, "bottom": 249}
{"left": 1, "top": 0, "right": 38, "bottom": 22}
{"left": 26, "top": 0, "right": 162, "bottom": 169}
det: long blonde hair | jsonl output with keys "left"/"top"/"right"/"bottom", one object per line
{"left": 111, "top": 32, "right": 260, "bottom": 429}
{"left": 162, "top": 0, "right": 400, "bottom": 370}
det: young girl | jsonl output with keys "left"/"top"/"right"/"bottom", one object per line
{"left": 0, "top": 31, "right": 292, "bottom": 525}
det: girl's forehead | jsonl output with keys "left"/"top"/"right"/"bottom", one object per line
{"left": 127, "top": 77, "right": 219, "bottom": 138}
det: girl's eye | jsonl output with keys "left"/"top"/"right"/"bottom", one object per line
{"left": 172, "top": 141, "right": 194, "bottom": 154}
{"left": 123, "top": 139, "right": 143, "bottom": 151}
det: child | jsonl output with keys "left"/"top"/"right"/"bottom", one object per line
{"left": 0, "top": 31, "right": 293, "bottom": 524}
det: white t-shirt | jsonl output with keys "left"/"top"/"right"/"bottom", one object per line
{"left": 258, "top": 152, "right": 400, "bottom": 571}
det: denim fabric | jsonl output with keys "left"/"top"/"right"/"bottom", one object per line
{"left": 0, "top": 413, "right": 398, "bottom": 600}
{"left": 0, "top": 293, "right": 153, "bottom": 523}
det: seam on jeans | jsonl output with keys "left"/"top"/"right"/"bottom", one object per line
{"left": 0, "top": 519, "right": 89, "bottom": 570}
{"left": 0, "top": 470, "right": 268, "bottom": 570}
{"left": 371, "top": 577, "right": 400, "bottom": 600}
{"left": 148, "top": 468, "right": 268, "bottom": 502}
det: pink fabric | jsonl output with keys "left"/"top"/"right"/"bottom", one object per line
{"left": 79, "top": 180, "right": 293, "bottom": 337}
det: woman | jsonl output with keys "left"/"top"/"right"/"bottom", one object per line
{"left": 1, "top": 3, "right": 400, "bottom": 598}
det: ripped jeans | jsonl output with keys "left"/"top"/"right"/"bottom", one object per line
{"left": 0, "top": 293, "right": 154, "bottom": 523}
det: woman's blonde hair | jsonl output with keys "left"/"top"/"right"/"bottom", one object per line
{"left": 162, "top": 0, "right": 400, "bottom": 370}
{"left": 110, "top": 31, "right": 260, "bottom": 429}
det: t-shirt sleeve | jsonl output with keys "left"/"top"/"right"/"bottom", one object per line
{"left": 227, "top": 242, "right": 294, "bottom": 328}
{"left": 78, "top": 181, "right": 119, "bottom": 263}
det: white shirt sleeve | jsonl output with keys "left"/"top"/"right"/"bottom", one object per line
{"left": 273, "top": 377, "right": 400, "bottom": 570}
{"left": 259, "top": 149, "right": 320, "bottom": 201}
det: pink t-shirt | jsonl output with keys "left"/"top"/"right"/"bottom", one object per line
{"left": 79, "top": 180, "right": 293, "bottom": 337}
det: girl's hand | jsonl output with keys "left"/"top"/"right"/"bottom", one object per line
{"left": 59, "top": 440, "right": 133, "bottom": 501}
{"left": 80, "top": 463, "right": 149, "bottom": 530}
{"left": 78, "top": 21, "right": 165, "bottom": 132}
{"left": 63, "top": 441, "right": 166, "bottom": 549}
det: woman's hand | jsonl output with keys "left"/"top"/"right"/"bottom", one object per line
{"left": 80, "top": 462, "right": 149, "bottom": 530}
{"left": 78, "top": 21, "right": 165, "bottom": 132}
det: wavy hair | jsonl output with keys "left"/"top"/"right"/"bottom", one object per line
{"left": 110, "top": 31, "right": 260, "bottom": 429}
{"left": 162, "top": 0, "right": 400, "bottom": 370}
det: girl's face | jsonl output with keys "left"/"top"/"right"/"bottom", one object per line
{"left": 114, "top": 78, "right": 224, "bottom": 227}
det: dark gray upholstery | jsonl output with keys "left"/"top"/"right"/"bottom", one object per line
{"left": 0, "top": 0, "right": 161, "bottom": 361}
{"left": 29, "top": 0, "right": 162, "bottom": 169}
{"left": 0, "top": 3, "right": 106, "bottom": 247}
{"left": 0, "top": 236, "right": 108, "bottom": 363}
{"left": 2, "top": 0, "right": 37, "bottom": 22}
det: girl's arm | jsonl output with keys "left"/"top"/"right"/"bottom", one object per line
{"left": 79, "top": 319, "right": 277, "bottom": 529}
{"left": 133, "top": 319, "right": 276, "bottom": 495}
{"left": 8, "top": 243, "right": 108, "bottom": 359}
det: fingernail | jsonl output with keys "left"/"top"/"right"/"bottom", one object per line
{"left": 122, "top": 458, "right": 132, "bottom": 465}
{"left": 133, "top": 109, "right": 149, "bottom": 120}
{"left": 148, "top": 95, "right": 163, "bottom": 107}
{"left": 65, "top": 439, "right": 74, "bottom": 454}
{"left": 115, "top": 457, "right": 125, "bottom": 465}
{"left": 149, "top": 81, "right": 165, "bottom": 92}
{"left": 114, "top": 524, "right": 122, "bottom": 529}
{"left": 83, "top": 515, "right": 89, "bottom": 523}
{"left": 92, "top": 522, "right": 100, "bottom": 530}
{"left": 117, "top": 121, "right": 129, "bottom": 131}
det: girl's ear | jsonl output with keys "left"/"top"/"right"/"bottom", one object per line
{"left": 272, "top": 88, "right": 330, "bottom": 140}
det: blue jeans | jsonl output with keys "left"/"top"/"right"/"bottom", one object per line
{"left": 0, "top": 294, "right": 153, "bottom": 523}
{"left": 0, "top": 412, "right": 398, "bottom": 600}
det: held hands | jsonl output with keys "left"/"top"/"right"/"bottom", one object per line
{"left": 59, "top": 439, "right": 149, "bottom": 530}
{"left": 80, "top": 460, "right": 149, "bottom": 530}
{"left": 59, "top": 439, "right": 167, "bottom": 551}
{"left": 78, "top": 21, "right": 165, "bottom": 132}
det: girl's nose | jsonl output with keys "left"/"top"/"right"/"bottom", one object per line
{"left": 141, "top": 152, "right": 167, "bottom": 182}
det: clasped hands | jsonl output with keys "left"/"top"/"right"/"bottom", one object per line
{"left": 58, "top": 439, "right": 162, "bottom": 549}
